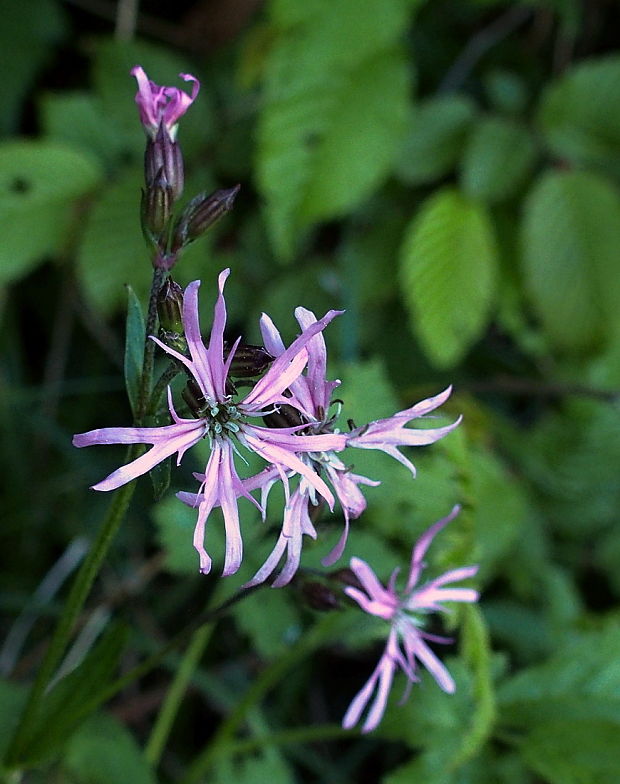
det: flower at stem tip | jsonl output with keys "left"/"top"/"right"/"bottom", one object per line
{"left": 342, "top": 505, "right": 479, "bottom": 733}
{"left": 131, "top": 66, "right": 200, "bottom": 141}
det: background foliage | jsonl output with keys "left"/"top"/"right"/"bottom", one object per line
{"left": 1, "top": 0, "right": 619, "bottom": 781}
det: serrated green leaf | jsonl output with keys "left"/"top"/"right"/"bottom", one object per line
{"left": 521, "top": 720, "right": 620, "bottom": 784}
{"left": 396, "top": 95, "right": 477, "bottom": 186}
{"left": 538, "top": 55, "right": 620, "bottom": 175}
{"left": 399, "top": 188, "right": 498, "bottom": 367}
{"left": 64, "top": 713, "right": 156, "bottom": 784}
{"left": 521, "top": 170, "right": 620, "bottom": 353}
{"left": 299, "top": 50, "right": 410, "bottom": 222}
{"left": 0, "top": 0, "right": 67, "bottom": 135}
{"left": 460, "top": 116, "right": 537, "bottom": 203}
{"left": 257, "top": 0, "right": 416, "bottom": 257}
{"left": 0, "top": 141, "right": 102, "bottom": 284}
{"left": 124, "top": 285, "right": 145, "bottom": 418}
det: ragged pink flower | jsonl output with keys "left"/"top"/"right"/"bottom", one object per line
{"left": 236, "top": 307, "right": 460, "bottom": 588}
{"left": 342, "top": 505, "right": 479, "bottom": 733}
{"left": 73, "top": 269, "right": 346, "bottom": 577}
{"left": 131, "top": 66, "right": 200, "bottom": 140}
{"left": 346, "top": 387, "right": 461, "bottom": 477}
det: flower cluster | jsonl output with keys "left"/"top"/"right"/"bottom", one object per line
{"left": 74, "top": 269, "right": 459, "bottom": 582}
{"left": 72, "top": 66, "right": 480, "bottom": 733}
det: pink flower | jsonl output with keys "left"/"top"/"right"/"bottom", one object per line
{"left": 131, "top": 66, "right": 200, "bottom": 140}
{"left": 342, "top": 506, "right": 479, "bottom": 733}
{"left": 73, "top": 270, "right": 346, "bottom": 576}
{"left": 346, "top": 387, "right": 462, "bottom": 477}
{"left": 238, "top": 308, "right": 460, "bottom": 587}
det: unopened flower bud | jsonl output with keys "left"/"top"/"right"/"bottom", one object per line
{"left": 171, "top": 185, "right": 240, "bottom": 253}
{"left": 225, "top": 342, "right": 274, "bottom": 379}
{"left": 141, "top": 171, "right": 174, "bottom": 244}
{"left": 262, "top": 402, "right": 304, "bottom": 429}
{"left": 157, "top": 278, "right": 184, "bottom": 334}
{"left": 330, "top": 568, "right": 364, "bottom": 592}
{"left": 300, "top": 581, "right": 340, "bottom": 611}
{"left": 145, "top": 123, "right": 184, "bottom": 200}
{"left": 182, "top": 378, "right": 206, "bottom": 417}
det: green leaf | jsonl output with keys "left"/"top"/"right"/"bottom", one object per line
{"left": 460, "top": 116, "right": 537, "bottom": 203}
{"left": 298, "top": 50, "right": 410, "bottom": 222}
{"left": 538, "top": 55, "right": 620, "bottom": 176}
{"left": 40, "top": 91, "right": 127, "bottom": 170}
{"left": 483, "top": 69, "right": 529, "bottom": 115}
{"left": 498, "top": 621, "right": 620, "bottom": 728}
{"left": 521, "top": 170, "right": 620, "bottom": 353}
{"left": 233, "top": 588, "right": 300, "bottom": 659}
{"left": 0, "top": 141, "right": 102, "bottom": 284}
{"left": 0, "top": 0, "right": 67, "bottom": 135}
{"left": 124, "top": 285, "right": 145, "bottom": 418}
{"left": 21, "top": 625, "right": 128, "bottom": 764}
{"left": 399, "top": 188, "right": 498, "bottom": 367}
{"left": 144, "top": 411, "right": 172, "bottom": 501}
{"left": 396, "top": 95, "right": 477, "bottom": 186}
{"left": 521, "top": 721, "right": 620, "bottom": 784}
{"left": 257, "top": 0, "right": 416, "bottom": 257}
{"left": 153, "top": 495, "right": 204, "bottom": 576}
{"left": 64, "top": 713, "right": 156, "bottom": 784}
{"left": 77, "top": 168, "right": 146, "bottom": 313}
{"left": 0, "top": 679, "right": 28, "bottom": 761}
{"left": 212, "top": 755, "right": 295, "bottom": 784}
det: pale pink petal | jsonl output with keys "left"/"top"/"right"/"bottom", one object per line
{"left": 403, "top": 628, "right": 455, "bottom": 693}
{"left": 243, "top": 309, "right": 343, "bottom": 408}
{"left": 406, "top": 505, "right": 461, "bottom": 591}
{"left": 181, "top": 280, "right": 217, "bottom": 400}
{"left": 241, "top": 429, "right": 336, "bottom": 509}
{"left": 74, "top": 421, "right": 205, "bottom": 492}
{"left": 348, "top": 557, "right": 398, "bottom": 609}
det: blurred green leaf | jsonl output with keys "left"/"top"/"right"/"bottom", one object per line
{"left": 76, "top": 167, "right": 146, "bottom": 313}
{"left": 64, "top": 713, "right": 155, "bottom": 784}
{"left": 521, "top": 720, "right": 620, "bottom": 784}
{"left": 521, "top": 170, "right": 620, "bottom": 353}
{"left": 400, "top": 188, "right": 498, "bottom": 367}
{"left": 0, "top": 0, "right": 66, "bottom": 135}
{"left": 483, "top": 69, "right": 529, "bottom": 115}
{"left": 20, "top": 625, "right": 127, "bottom": 764}
{"left": 124, "top": 285, "right": 145, "bottom": 418}
{"left": 40, "top": 92, "right": 126, "bottom": 170}
{"left": 498, "top": 621, "right": 620, "bottom": 727}
{"left": 0, "top": 141, "right": 102, "bottom": 284}
{"left": 257, "top": 0, "right": 416, "bottom": 257}
{"left": 233, "top": 588, "right": 301, "bottom": 659}
{"left": 396, "top": 95, "right": 477, "bottom": 186}
{"left": 460, "top": 116, "right": 537, "bottom": 203}
{"left": 153, "top": 494, "right": 204, "bottom": 576}
{"left": 0, "top": 680, "right": 28, "bottom": 760}
{"left": 212, "top": 755, "right": 295, "bottom": 784}
{"left": 538, "top": 55, "right": 620, "bottom": 176}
